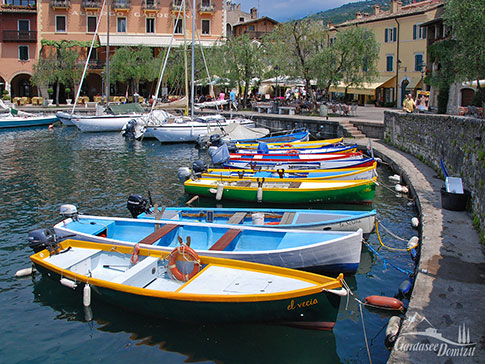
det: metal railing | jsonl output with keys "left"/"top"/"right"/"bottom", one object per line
{"left": 142, "top": 0, "right": 160, "bottom": 10}
{"left": 81, "top": 0, "right": 101, "bottom": 9}
{"left": 2, "top": 30, "right": 37, "bottom": 42}
{"left": 198, "top": 2, "right": 214, "bottom": 12}
{"left": 2, "top": 0, "right": 36, "bottom": 6}
{"left": 112, "top": 0, "right": 131, "bottom": 10}
{"left": 50, "top": 0, "right": 70, "bottom": 8}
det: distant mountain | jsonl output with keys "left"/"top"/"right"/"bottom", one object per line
{"left": 305, "top": 0, "right": 424, "bottom": 25}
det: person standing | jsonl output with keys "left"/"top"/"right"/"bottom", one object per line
{"left": 402, "top": 93, "right": 415, "bottom": 113}
{"left": 229, "top": 89, "right": 238, "bottom": 111}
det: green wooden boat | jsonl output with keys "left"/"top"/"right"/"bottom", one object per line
{"left": 30, "top": 239, "right": 345, "bottom": 329}
{"left": 184, "top": 177, "right": 376, "bottom": 204}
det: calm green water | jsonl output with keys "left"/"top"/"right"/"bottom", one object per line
{"left": 0, "top": 127, "right": 417, "bottom": 364}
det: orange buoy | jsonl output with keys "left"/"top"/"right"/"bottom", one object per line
{"left": 265, "top": 221, "right": 280, "bottom": 225}
{"left": 168, "top": 244, "right": 201, "bottom": 282}
{"left": 130, "top": 243, "right": 140, "bottom": 265}
{"left": 364, "top": 295, "right": 404, "bottom": 311}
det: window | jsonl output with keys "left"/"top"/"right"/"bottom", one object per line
{"left": 117, "top": 17, "right": 127, "bottom": 33}
{"left": 248, "top": 25, "right": 254, "bottom": 31}
{"left": 239, "top": 17, "right": 244, "bottom": 22}
{"left": 329, "top": 37, "right": 336, "bottom": 46}
{"left": 87, "top": 16, "right": 97, "bottom": 33}
{"left": 363, "top": 57, "right": 369, "bottom": 72}
{"left": 18, "top": 19, "right": 30, "bottom": 31}
{"left": 386, "top": 55, "right": 394, "bottom": 72}
{"left": 414, "top": 53, "right": 424, "bottom": 72}
{"left": 56, "top": 16, "right": 66, "bottom": 32}
{"left": 385, "top": 27, "right": 397, "bottom": 43}
{"left": 413, "top": 24, "right": 426, "bottom": 40}
{"left": 201, "top": 19, "right": 210, "bottom": 35}
{"left": 146, "top": 18, "right": 155, "bottom": 33}
{"left": 174, "top": 19, "right": 183, "bottom": 34}
{"left": 19, "top": 45, "right": 29, "bottom": 61}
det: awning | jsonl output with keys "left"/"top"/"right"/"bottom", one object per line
{"left": 108, "top": 102, "right": 144, "bottom": 114}
{"left": 329, "top": 76, "right": 396, "bottom": 96}
{"left": 98, "top": 34, "right": 220, "bottom": 47}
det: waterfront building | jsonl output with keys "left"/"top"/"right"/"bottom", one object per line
{"left": 328, "top": 0, "right": 443, "bottom": 107}
{"left": 1, "top": 0, "right": 225, "bottom": 100}
{"left": 226, "top": 2, "right": 277, "bottom": 39}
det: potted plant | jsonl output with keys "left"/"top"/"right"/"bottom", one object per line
{"left": 65, "top": 87, "right": 72, "bottom": 105}
{"left": 47, "top": 87, "right": 54, "bottom": 106}
{"left": 2, "top": 89, "right": 10, "bottom": 101}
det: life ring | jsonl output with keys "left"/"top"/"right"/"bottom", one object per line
{"left": 286, "top": 150, "right": 299, "bottom": 156}
{"left": 280, "top": 143, "right": 293, "bottom": 148}
{"left": 130, "top": 243, "right": 140, "bottom": 265}
{"left": 168, "top": 244, "right": 201, "bottom": 282}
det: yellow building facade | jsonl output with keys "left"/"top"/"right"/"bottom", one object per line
{"left": 329, "top": 0, "right": 443, "bottom": 107}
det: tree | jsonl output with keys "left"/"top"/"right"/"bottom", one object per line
{"left": 263, "top": 20, "right": 327, "bottom": 103}
{"left": 312, "top": 27, "right": 379, "bottom": 100}
{"left": 443, "top": 0, "right": 485, "bottom": 104}
{"left": 31, "top": 40, "right": 89, "bottom": 106}
{"left": 210, "top": 34, "right": 265, "bottom": 107}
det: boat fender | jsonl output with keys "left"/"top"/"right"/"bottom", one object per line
{"left": 83, "top": 283, "right": 91, "bottom": 307}
{"left": 411, "top": 217, "right": 419, "bottom": 228}
{"left": 389, "top": 174, "right": 401, "bottom": 183}
{"left": 15, "top": 267, "right": 35, "bottom": 277}
{"left": 60, "top": 278, "right": 77, "bottom": 289}
{"left": 257, "top": 186, "right": 263, "bottom": 202}
{"left": 399, "top": 280, "right": 412, "bottom": 297}
{"left": 407, "top": 236, "right": 419, "bottom": 261}
{"left": 394, "top": 184, "right": 408, "bottom": 193}
{"left": 130, "top": 243, "right": 140, "bottom": 265}
{"left": 385, "top": 316, "right": 402, "bottom": 348}
{"left": 364, "top": 295, "right": 404, "bottom": 311}
{"left": 216, "top": 184, "right": 224, "bottom": 201}
{"left": 168, "top": 244, "right": 201, "bottom": 282}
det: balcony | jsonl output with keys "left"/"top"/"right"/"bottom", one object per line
{"left": 170, "top": 1, "right": 183, "bottom": 13}
{"left": 142, "top": 0, "right": 160, "bottom": 12}
{"left": 2, "top": 30, "right": 37, "bottom": 42}
{"left": 0, "top": 0, "right": 37, "bottom": 13}
{"left": 81, "top": 0, "right": 101, "bottom": 10}
{"left": 88, "top": 60, "right": 105, "bottom": 69}
{"left": 198, "top": 2, "right": 214, "bottom": 14}
{"left": 112, "top": 0, "right": 131, "bottom": 11}
{"left": 50, "top": 0, "right": 70, "bottom": 9}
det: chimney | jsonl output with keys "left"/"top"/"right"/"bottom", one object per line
{"left": 363, "top": 12, "right": 369, "bottom": 17}
{"left": 250, "top": 7, "right": 258, "bottom": 19}
{"left": 373, "top": 4, "right": 380, "bottom": 15}
{"left": 356, "top": 11, "right": 362, "bottom": 19}
{"left": 391, "top": 0, "right": 400, "bottom": 13}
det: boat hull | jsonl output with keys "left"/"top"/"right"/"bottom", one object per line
{"left": 72, "top": 114, "right": 142, "bottom": 132}
{"left": 0, "top": 115, "right": 58, "bottom": 128}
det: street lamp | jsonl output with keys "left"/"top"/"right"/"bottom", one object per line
{"left": 273, "top": 65, "right": 279, "bottom": 114}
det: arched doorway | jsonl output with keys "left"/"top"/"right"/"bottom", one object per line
{"left": 460, "top": 88, "right": 475, "bottom": 106}
{"left": 400, "top": 79, "right": 409, "bottom": 107}
{"left": 0, "top": 76, "right": 5, "bottom": 96}
{"left": 11, "top": 74, "right": 34, "bottom": 98}
{"left": 226, "top": 24, "right": 232, "bottom": 37}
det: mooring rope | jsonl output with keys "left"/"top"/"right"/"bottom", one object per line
{"left": 375, "top": 220, "right": 418, "bottom": 252}
{"left": 364, "top": 241, "right": 414, "bottom": 276}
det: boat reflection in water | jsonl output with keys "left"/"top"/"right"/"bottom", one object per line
{"left": 33, "top": 276, "right": 343, "bottom": 363}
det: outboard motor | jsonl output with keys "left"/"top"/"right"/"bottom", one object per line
{"left": 226, "top": 142, "right": 238, "bottom": 153}
{"left": 28, "top": 228, "right": 57, "bottom": 253}
{"left": 123, "top": 119, "right": 137, "bottom": 139}
{"left": 209, "top": 134, "right": 223, "bottom": 147}
{"left": 127, "top": 194, "right": 151, "bottom": 218}
{"left": 192, "top": 160, "right": 207, "bottom": 179}
{"left": 60, "top": 204, "right": 79, "bottom": 221}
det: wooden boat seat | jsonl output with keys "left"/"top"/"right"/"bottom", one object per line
{"left": 280, "top": 212, "right": 296, "bottom": 225}
{"left": 237, "top": 181, "right": 251, "bottom": 187}
{"left": 111, "top": 256, "right": 159, "bottom": 287}
{"left": 209, "top": 229, "right": 242, "bottom": 251}
{"left": 227, "top": 212, "right": 247, "bottom": 225}
{"left": 138, "top": 224, "right": 178, "bottom": 245}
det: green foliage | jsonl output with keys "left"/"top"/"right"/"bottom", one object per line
{"left": 47, "top": 88, "right": 53, "bottom": 95}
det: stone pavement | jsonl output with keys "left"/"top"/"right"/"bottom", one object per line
{"left": 356, "top": 139, "right": 484, "bottom": 364}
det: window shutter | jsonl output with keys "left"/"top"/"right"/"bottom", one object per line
{"left": 393, "top": 27, "right": 397, "bottom": 42}
{"left": 385, "top": 28, "right": 388, "bottom": 42}
{"left": 413, "top": 25, "right": 417, "bottom": 40}
{"left": 422, "top": 26, "right": 426, "bottom": 39}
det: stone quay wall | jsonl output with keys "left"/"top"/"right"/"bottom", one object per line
{"left": 384, "top": 111, "right": 485, "bottom": 235}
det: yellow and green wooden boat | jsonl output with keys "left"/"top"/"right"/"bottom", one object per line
{"left": 184, "top": 177, "right": 376, "bottom": 204}
{"left": 30, "top": 239, "right": 346, "bottom": 328}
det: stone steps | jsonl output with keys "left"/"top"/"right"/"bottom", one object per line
{"left": 339, "top": 120, "right": 366, "bottom": 138}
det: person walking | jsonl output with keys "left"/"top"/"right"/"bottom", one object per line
{"left": 402, "top": 93, "right": 415, "bottom": 113}
{"left": 229, "top": 89, "right": 238, "bottom": 111}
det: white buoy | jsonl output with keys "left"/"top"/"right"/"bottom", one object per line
{"left": 251, "top": 213, "right": 264, "bottom": 225}
{"left": 215, "top": 184, "right": 224, "bottom": 201}
{"left": 83, "top": 284, "right": 91, "bottom": 307}
{"left": 385, "top": 316, "right": 402, "bottom": 348}
{"left": 411, "top": 217, "right": 419, "bottom": 228}
{"left": 60, "top": 278, "right": 77, "bottom": 289}
{"left": 257, "top": 186, "right": 263, "bottom": 202}
{"left": 394, "top": 184, "right": 402, "bottom": 192}
{"left": 407, "top": 236, "right": 419, "bottom": 249}
{"left": 15, "top": 267, "right": 35, "bottom": 277}
{"left": 389, "top": 174, "right": 401, "bottom": 183}
{"left": 400, "top": 186, "right": 409, "bottom": 194}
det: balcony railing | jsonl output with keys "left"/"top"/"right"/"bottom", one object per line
{"left": 142, "top": 0, "right": 160, "bottom": 11}
{"left": 2, "top": 30, "right": 37, "bottom": 42}
{"left": 170, "top": 1, "right": 183, "bottom": 12}
{"left": 81, "top": 0, "right": 101, "bottom": 9}
{"left": 112, "top": 0, "right": 131, "bottom": 11}
{"left": 198, "top": 2, "right": 214, "bottom": 13}
{"left": 1, "top": 0, "right": 37, "bottom": 12}
{"left": 50, "top": 0, "right": 70, "bottom": 9}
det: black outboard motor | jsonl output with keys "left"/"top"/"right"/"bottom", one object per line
{"left": 226, "top": 142, "right": 237, "bottom": 153}
{"left": 127, "top": 194, "right": 151, "bottom": 218}
{"left": 123, "top": 119, "right": 137, "bottom": 139}
{"left": 209, "top": 134, "right": 223, "bottom": 147}
{"left": 28, "top": 228, "right": 57, "bottom": 253}
{"left": 192, "top": 160, "right": 207, "bottom": 179}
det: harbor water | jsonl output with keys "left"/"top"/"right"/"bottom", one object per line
{"left": 0, "top": 127, "right": 418, "bottom": 364}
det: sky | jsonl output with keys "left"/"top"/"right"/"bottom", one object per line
{"left": 237, "top": 0, "right": 363, "bottom": 22}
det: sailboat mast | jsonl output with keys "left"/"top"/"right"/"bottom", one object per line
{"left": 190, "top": 0, "right": 195, "bottom": 120}
{"left": 183, "top": 1, "right": 189, "bottom": 115}
{"left": 105, "top": 0, "right": 110, "bottom": 105}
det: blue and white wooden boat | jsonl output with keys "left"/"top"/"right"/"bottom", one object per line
{"left": 0, "top": 104, "right": 58, "bottom": 128}
{"left": 130, "top": 204, "right": 376, "bottom": 236}
{"left": 52, "top": 212, "right": 363, "bottom": 274}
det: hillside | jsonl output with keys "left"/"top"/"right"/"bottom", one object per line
{"left": 305, "top": 0, "right": 425, "bottom": 25}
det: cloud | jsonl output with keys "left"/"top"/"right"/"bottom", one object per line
{"left": 236, "top": 0, "right": 364, "bottom": 22}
